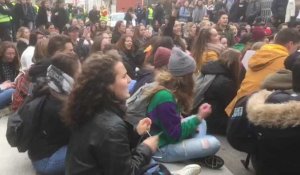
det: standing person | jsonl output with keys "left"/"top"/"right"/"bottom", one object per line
{"left": 0, "top": 0, "right": 13, "bottom": 41}
{"left": 205, "top": 0, "right": 215, "bottom": 22}
{"left": 24, "top": 0, "right": 36, "bottom": 30}
{"left": 16, "top": 26, "right": 30, "bottom": 56}
{"left": 271, "top": 0, "right": 289, "bottom": 27}
{"left": 51, "top": 1, "right": 69, "bottom": 33}
{"left": 111, "top": 20, "right": 126, "bottom": 44}
{"left": 135, "top": 3, "right": 144, "bottom": 24}
{"left": 147, "top": 5, "right": 154, "bottom": 26}
{"left": 229, "top": 0, "right": 247, "bottom": 23}
{"left": 226, "top": 28, "right": 300, "bottom": 116}
{"left": 245, "top": 0, "right": 261, "bottom": 25}
{"left": 14, "top": 0, "right": 26, "bottom": 29}
{"left": 192, "top": 0, "right": 207, "bottom": 23}
{"left": 146, "top": 47, "right": 222, "bottom": 165}
{"left": 191, "top": 27, "right": 224, "bottom": 73}
{"left": 179, "top": 1, "right": 192, "bottom": 22}
{"left": 5, "top": 0, "right": 16, "bottom": 41}
{"left": 195, "top": 49, "right": 241, "bottom": 135}
{"left": 0, "top": 42, "right": 19, "bottom": 109}
{"left": 88, "top": 5, "right": 100, "bottom": 24}
{"left": 36, "top": 0, "right": 51, "bottom": 28}
{"left": 153, "top": 3, "right": 164, "bottom": 26}
{"left": 63, "top": 53, "right": 158, "bottom": 175}
{"left": 212, "top": 0, "right": 227, "bottom": 23}
{"left": 215, "top": 12, "right": 235, "bottom": 46}
{"left": 124, "top": 7, "right": 134, "bottom": 26}
{"left": 28, "top": 53, "right": 80, "bottom": 175}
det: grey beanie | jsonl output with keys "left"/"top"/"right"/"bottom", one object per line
{"left": 168, "top": 47, "right": 196, "bottom": 76}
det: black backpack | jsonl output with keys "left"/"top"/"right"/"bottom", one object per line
{"left": 6, "top": 95, "right": 48, "bottom": 152}
{"left": 226, "top": 94, "right": 257, "bottom": 169}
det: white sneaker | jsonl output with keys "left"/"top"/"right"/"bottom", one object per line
{"left": 171, "top": 164, "right": 201, "bottom": 175}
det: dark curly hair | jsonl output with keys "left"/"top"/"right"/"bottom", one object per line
{"left": 63, "top": 52, "right": 122, "bottom": 127}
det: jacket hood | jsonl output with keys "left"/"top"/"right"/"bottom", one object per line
{"left": 261, "top": 69, "right": 292, "bottom": 90}
{"left": 136, "top": 67, "right": 154, "bottom": 80}
{"left": 247, "top": 90, "right": 300, "bottom": 129}
{"left": 28, "top": 59, "right": 51, "bottom": 83}
{"left": 248, "top": 44, "right": 289, "bottom": 72}
{"left": 201, "top": 61, "right": 229, "bottom": 76}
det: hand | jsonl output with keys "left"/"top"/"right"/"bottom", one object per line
{"left": 198, "top": 103, "right": 212, "bottom": 120}
{"left": 1, "top": 81, "right": 15, "bottom": 90}
{"left": 136, "top": 118, "right": 152, "bottom": 135}
{"left": 143, "top": 135, "right": 159, "bottom": 153}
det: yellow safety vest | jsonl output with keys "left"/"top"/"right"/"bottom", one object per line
{"left": 0, "top": 5, "right": 12, "bottom": 23}
{"left": 34, "top": 5, "right": 39, "bottom": 13}
{"left": 148, "top": 8, "right": 153, "bottom": 20}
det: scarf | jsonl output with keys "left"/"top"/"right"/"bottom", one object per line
{"left": 207, "top": 43, "right": 224, "bottom": 55}
{"left": 47, "top": 65, "right": 74, "bottom": 95}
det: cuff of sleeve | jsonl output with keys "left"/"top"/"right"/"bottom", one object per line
{"left": 190, "top": 115, "right": 202, "bottom": 125}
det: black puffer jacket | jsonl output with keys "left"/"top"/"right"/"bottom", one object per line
{"left": 65, "top": 107, "right": 153, "bottom": 175}
{"left": 247, "top": 90, "right": 300, "bottom": 175}
{"left": 200, "top": 61, "right": 238, "bottom": 135}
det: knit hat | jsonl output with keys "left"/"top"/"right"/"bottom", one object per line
{"left": 168, "top": 47, "right": 196, "bottom": 76}
{"left": 284, "top": 50, "right": 300, "bottom": 70}
{"left": 252, "top": 27, "right": 265, "bottom": 42}
{"left": 154, "top": 47, "right": 171, "bottom": 68}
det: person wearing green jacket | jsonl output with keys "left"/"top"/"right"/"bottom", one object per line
{"left": 146, "top": 47, "right": 222, "bottom": 166}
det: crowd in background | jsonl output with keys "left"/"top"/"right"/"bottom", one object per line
{"left": 1, "top": 0, "right": 300, "bottom": 175}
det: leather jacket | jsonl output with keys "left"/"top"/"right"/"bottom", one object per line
{"left": 65, "top": 107, "right": 153, "bottom": 175}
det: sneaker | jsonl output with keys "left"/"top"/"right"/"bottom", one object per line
{"left": 201, "top": 155, "right": 224, "bottom": 169}
{"left": 171, "top": 164, "right": 201, "bottom": 175}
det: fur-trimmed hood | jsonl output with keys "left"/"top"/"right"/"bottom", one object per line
{"left": 247, "top": 90, "right": 300, "bottom": 128}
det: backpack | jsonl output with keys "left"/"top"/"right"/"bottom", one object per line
{"left": 226, "top": 94, "right": 257, "bottom": 169}
{"left": 11, "top": 71, "right": 31, "bottom": 112}
{"left": 6, "top": 95, "right": 48, "bottom": 152}
{"left": 192, "top": 74, "right": 216, "bottom": 113}
{"left": 139, "top": 163, "right": 171, "bottom": 175}
{"left": 126, "top": 82, "right": 157, "bottom": 126}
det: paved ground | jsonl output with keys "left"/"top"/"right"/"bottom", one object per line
{"left": 0, "top": 111, "right": 255, "bottom": 175}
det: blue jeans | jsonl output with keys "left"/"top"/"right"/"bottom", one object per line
{"left": 153, "top": 117, "right": 220, "bottom": 163}
{"left": 0, "top": 88, "right": 15, "bottom": 109}
{"left": 32, "top": 146, "right": 67, "bottom": 175}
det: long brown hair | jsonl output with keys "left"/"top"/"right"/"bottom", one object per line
{"left": 63, "top": 53, "right": 122, "bottom": 127}
{"left": 0, "top": 41, "right": 20, "bottom": 70}
{"left": 116, "top": 34, "right": 135, "bottom": 53}
{"left": 149, "top": 71, "right": 195, "bottom": 114}
{"left": 219, "top": 48, "right": 241, "bottom": 88}
{"left": 191, "top": 27, "right": 213, "bottom": 72}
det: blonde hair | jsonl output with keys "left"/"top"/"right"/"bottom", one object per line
{"left": 16, "top": 27, "right": 29, "bottom": 40}
{"left": 33, "top": 38, "right": 49, "bottom": 63}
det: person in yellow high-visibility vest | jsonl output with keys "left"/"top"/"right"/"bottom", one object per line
{"left": 0, "top": 0, "right": 13, "bottom": 41}
{"left": 100, "top": 6, "right": 109, "bottom": 22}
{"left": 5, "top": 0, "right": 15, "bottom": 41}
{"left": 147, "top": 5, "right": 153, "bottom": 26}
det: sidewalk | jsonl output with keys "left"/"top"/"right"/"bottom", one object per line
{"left": 0, "top": 114, "right": 236, "bottom": 175}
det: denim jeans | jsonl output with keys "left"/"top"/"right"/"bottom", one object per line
{"left": 0, "top": 88, "right": 15, "bottom": 109}
{"left": 32, "top": 146, "right": 67, "bottom": 175}
{"left": 153, "top": 117, "right": 221, "bottom": 163}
